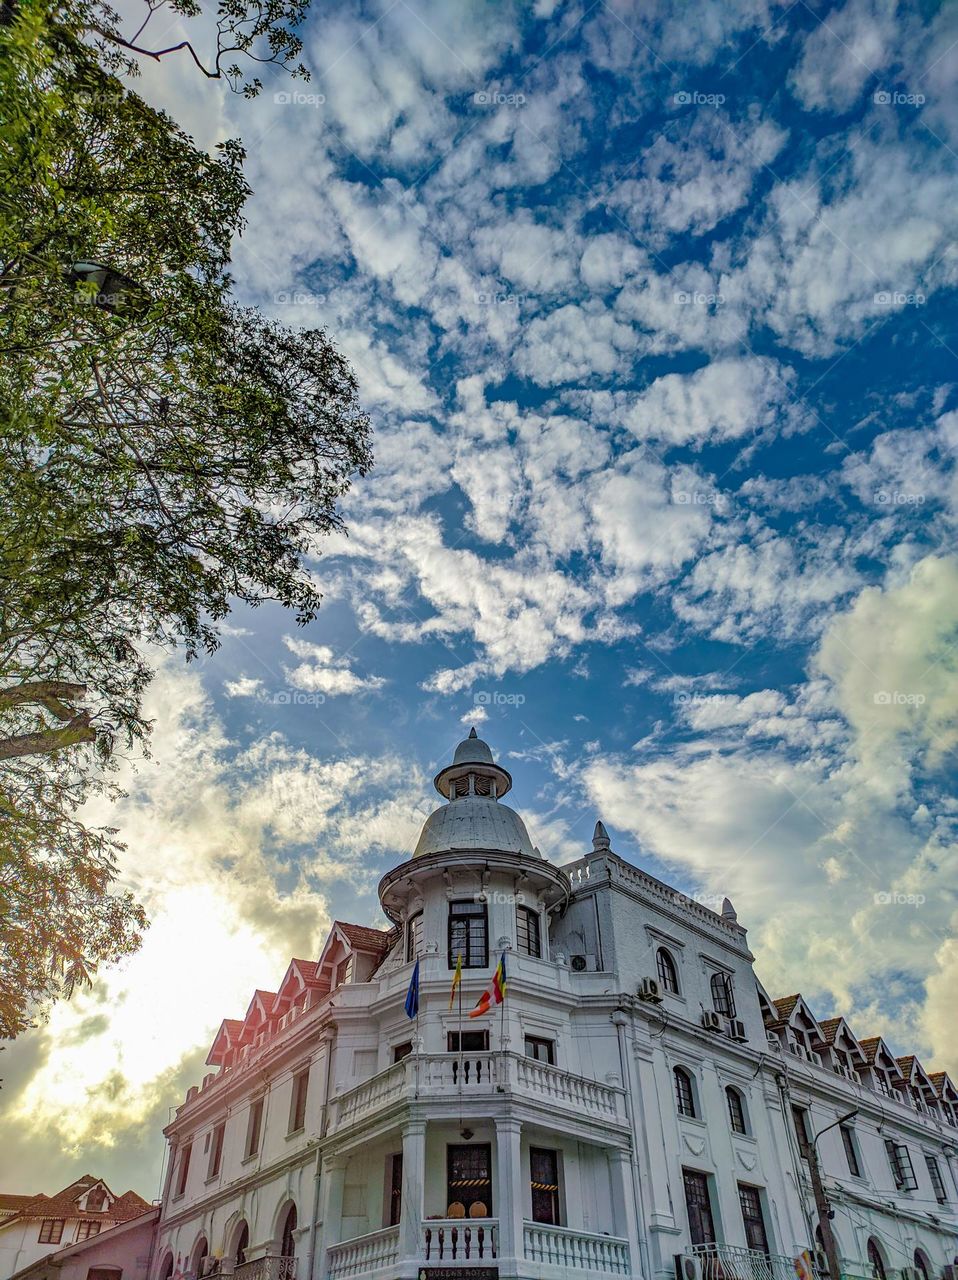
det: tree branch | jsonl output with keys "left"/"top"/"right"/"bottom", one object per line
{"left": 0, "top": 714, "right": 96, "bottom": 761}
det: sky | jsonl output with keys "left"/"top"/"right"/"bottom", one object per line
{"left": 5, "top": 0, "right": 958, "bottom": 1202}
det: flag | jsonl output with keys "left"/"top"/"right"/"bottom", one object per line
{"left": 794, "top": 1251, "right": 815, "bottom": 1280}
{"left": 468, "top": 954, "right": 507, "bottom": 1018}
{"left": 404, "top": 959, "right": 420, "bottom": 1019}
{"left": 449, "top": 953, "right": 462, "bottom": 1011}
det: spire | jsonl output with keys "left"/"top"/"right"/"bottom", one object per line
{"left": 592, "top": 819, "right": 611, "bottom": 852}
{"left": 721, "top": 897, "right": 738, "bottom": 921}
{"left": 468, "top": 726, "right": 478, "bottom": 738}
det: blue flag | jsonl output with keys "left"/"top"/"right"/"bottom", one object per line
{"left": 404, "top": 958, "right": 420, "bottom": 1019}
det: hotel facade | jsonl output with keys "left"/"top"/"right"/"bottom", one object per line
{"left": 152, "top": 731, "right": 958, "bottom": 1280}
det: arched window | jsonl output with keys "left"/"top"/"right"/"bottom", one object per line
{"left": 191, "top": 1239, "right": 208, "bottom": 1279}
{"left": 726, "top": 1086, "right": 747, "bottom": 1134}
{"left": 656, "top": 948, "right": 679, "bottom": 994}
{"left": 710, "top": 971, "right": 735, "bottom": 1017}
{"left": 914, "top": 1252, "right": 931, "bottom": 1280}
{"left": 280, "top": 1205, "right": 297, "bottom": 1260}
{"left": 867, "top": 1240, "right": 885, "bottom": 1280}
{"left": 674, "top": 1066, "right": 696, "bottom": 1118}
{"left": 159, "top": 1254, "right": 174, "bottom": 1280}
{"left": 234, "top": 1223, "right": 249, "bottom": 1268}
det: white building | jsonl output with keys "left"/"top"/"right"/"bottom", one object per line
{"left": 153, "top": 731, "right": 958, "bottom": 1280}
{"left": 0, "top": 1177, "right": 152, "bottom": 1280}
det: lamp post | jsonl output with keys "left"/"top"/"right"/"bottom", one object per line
{"left": 68, "top": 261, "right": 151, "bottom": 316}
{"left": 802, "top": 1110, "right": 858, "bottom": 1280}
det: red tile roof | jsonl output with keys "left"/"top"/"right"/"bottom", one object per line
{"left": 765, "top": 994, "right": 801, "bottom": 1029}
{"left": 0, "top": 1195, "right": 33, "bottom": 1213}
{"left": 6, "top": 1178, "right": 149, "bottom": 1222}
{"left": 336, "top": 922, "right": 392, "bottom": 953}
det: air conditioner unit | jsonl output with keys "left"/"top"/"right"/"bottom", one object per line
{"left": 701, "top": 1010, "right": 723, "bottom": 1032}
{"left": 766, "top": 1031, "right": 781, "bottom": 1050}
{"left": 675, "top": 1254, "right": 704, "bottom": 1280}
{"left": 815, "top": 1251, "right": 828, "bottom": 1274}
{"left": 727, "top": 1018, "right": 747, "bottom": 1041}
{"left": 570, "top": 953, "right": 598, "bottom": 972}
{"left": 638, "top": 977, "right": 664, "bottom": 1003}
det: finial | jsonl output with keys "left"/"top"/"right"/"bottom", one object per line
{"left": 468, "top": 726, "right": 478, "bottom": 738}
{"left": 592, "top": 820, "right": 611, "bottom": 852}
{"left": 721, "top": 897, "right": 737, "bottom": 921}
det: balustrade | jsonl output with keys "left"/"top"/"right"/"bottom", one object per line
{"left": 523, "top": 1222, "right": 630, "bottom": 1274}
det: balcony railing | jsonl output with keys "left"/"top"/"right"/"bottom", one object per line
{"left": 691, "top": 1244, "right": 796, "bottom": 1280}
{"left": 232, "top": 1258, "right": 296, "bottom": 1280}
{"left": 330, "top": 1052, "right": 627, "bottom": 1133}
{"left": 524, "top": 1223, "right": 630, "bottom": 1274}
{"left": 423, "top": 1219, "right": 498, "bottom": 1264}
{"left": 327, "top": 1227, "right": 399, "bottom": 1279}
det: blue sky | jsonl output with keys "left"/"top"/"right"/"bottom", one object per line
{"left": 6, "top": 0, "right": 958, "bottom": 1199}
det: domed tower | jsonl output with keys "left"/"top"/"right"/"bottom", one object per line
{"left": 379, "top": 729, "right": 568, "bottom": 982}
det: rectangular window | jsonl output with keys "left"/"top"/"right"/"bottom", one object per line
{"left": 75, "top": 1223, "right": 101, "bottom": 1242}
{"left": 925, "top": 1155, "right": 946, "bottom": 1203}
{"left": 792, "top": 1106, "right": 811, "bottom": 1159}
{"left": 448, "top": 901, "right": 488, "bottom": 969}
{"left": 393, "top": 1041, "right": 413, "bottom": 1063}
{"left": 245, "top": 1098, "right": 264, "bottom": 1159}
{"left": 516, "top": 906, "right": 541, "bottom": 958}
{"left": 524, "top": 1035, "right": 555, "bottom": 1065}
{"left": 448, "top": 1030, "right": 489, "bottom": 1052}
{"left": 289, "top": 1070, "right": 309, "bottom": 1134}
{"left": 447, "top": 1143, "right": 492, "bottom": 1217}
{"left": 406, "top": 912, "right": 423, "bottom": 963}
{"left": 530, "top": 1147, "right": 561, "bottom": 1225}
{"left": 840, "top": 1125, "right": 860, "bottom": 1178}
{"left": 682, "top": 1170, "right": 716, "bottom": 1247}
{"left": 738, "top": 1185, "right": 769, "bottom": 1254}
{"left": 38, "top": 1221, "right": 64, "bottom": 1245}
{"left": 388, "top": 1153, "right": 403, "bottom": 1226}
{"left": 175, "top": 1143, "right": 192, "bottom": 1196}
{"left": 333, "top": 955, "right": 353, "bottom": 988}
{"left": 885, "top": 1139, "right": 917, "bottom": 1191}
{"left": 208, "top": 1122, "right": 226, "bottom": 1178}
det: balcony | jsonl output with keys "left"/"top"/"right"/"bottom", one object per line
{"left": 690, "top": 1244, "right": 796, "bottom": 1280}
{"left": 524, "top": 1223, "right": 630, "bottom": 1275}
{"left": 328, "top": 1227, "right": 399, "bottom": 1280}
{"left": 331, "top": 1051, "right": 627, "bottom": 1133}
{"left": 232, "top": 1258, "right": 296, "bottom": 1280}
{"left": 423, "top": 1218, "right": 499, "bottom": 1264}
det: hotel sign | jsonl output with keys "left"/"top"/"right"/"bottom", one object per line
{"left": 417, "top": 1270, "right": 498, "bottom": 1280}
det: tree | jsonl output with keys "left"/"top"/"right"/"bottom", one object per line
{"left": 0, "top": 0, "right": 372, "bottom": 1036}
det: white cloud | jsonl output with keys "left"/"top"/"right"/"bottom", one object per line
{"left": 282, "top": 636, "right": 386, "bottom": 696}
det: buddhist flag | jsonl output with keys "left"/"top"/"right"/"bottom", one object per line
{"left": 404, "top": 959, "right": 420, "bottom": 1019}
{"left": 469, "top": 954, "right": 507, "bottom": 1018}
{"left": 449, "top": 953, "right": 462, "bottom": 1011}
{"left": 794, "top": 1251, "right": 815, "bottom": 1280}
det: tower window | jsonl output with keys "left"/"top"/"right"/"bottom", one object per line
{"left": 406, "top": 912, "right": 423, "bottom": 962}
{"left": 674, "top": 1067, "right": 696, "bottom": 1118}
{"left": 710, "top": 971, "right": 735, "bottom": 1017}
{"left": 656, "top": 948, "right": 679, "bottom": 994}
{"left": 726, "top": 1086, "right": 747, "bottom": 1134}
{"left": 448, "top": 900, "right": 488, "bottom": 969}
{"left": 840, "top": 1124, "right": 860, "bottom": 1177}
{"left": 516, "top": 906, "right": 541, "bottom": 958}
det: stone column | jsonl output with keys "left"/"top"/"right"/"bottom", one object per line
{"left": 398, "top": 1121, "right": 426, "bottom": 1262}
{"left": 607, "top": 1146, "right": 641, "bottom": 1259}
{"left": 316, "top": 1154, "right": 347, "bottom": 1275}
{"left": 495, "top": 1117, "right": 523, "bottom": 1268}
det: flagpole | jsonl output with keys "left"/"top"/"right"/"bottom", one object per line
{"left": 457, "top": 953, "right": 464, "bottom": 1127}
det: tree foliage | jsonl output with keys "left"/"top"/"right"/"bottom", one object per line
{"left": 0, "top": 0, "right": 371, "bottom": 1036}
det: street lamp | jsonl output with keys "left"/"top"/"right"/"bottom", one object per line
{"left": 68, "top": 261, "right": 151, "bottom": 316}
{"left": 806, "top": 1110, "right": 859, "bottom": 1280}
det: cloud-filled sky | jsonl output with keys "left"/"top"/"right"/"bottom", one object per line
{"left": 6, "top": 0, "right": 958, "bottom": 1201}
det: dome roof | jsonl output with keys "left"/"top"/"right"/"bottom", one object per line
{"left": 452, "top": 730, "right": 495, "bottom": 766}
{"left": 413, "top": 797, "right": 539, "bottom": 859}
